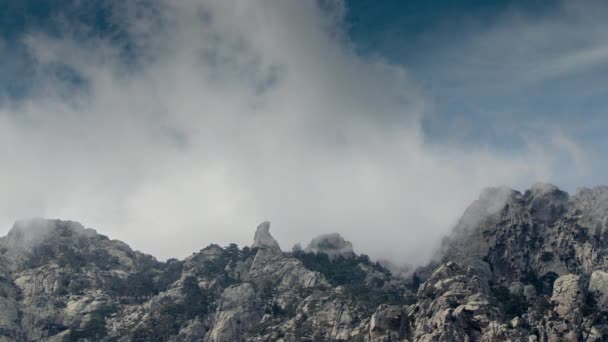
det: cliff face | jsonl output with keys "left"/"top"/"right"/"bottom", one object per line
{"left": 1, "top": 184, "right": 608, "bottom": 341}
{"left": 426, "top": 184, "right": 608, "bottom": 341}
{"left": 442, "top": 183, "right": 606, "bottom": 281}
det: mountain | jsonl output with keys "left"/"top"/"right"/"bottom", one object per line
{"left": 1, "top": 184, "right": 608, "bottom": 341}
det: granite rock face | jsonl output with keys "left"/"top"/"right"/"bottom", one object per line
{"left": 432, "top": 184, "right": 608, "bottom": 341}
{"left": 0, "top": 220, "right": 407, "bottom": 341}
{"left": 589, "top": 270, "right": 608, "bottom": 310}
{"left": 251, "top": 221, "right": 281, "bottom": 254}
{"left": 2, "top": 184, "right": 608, "bottom": 341}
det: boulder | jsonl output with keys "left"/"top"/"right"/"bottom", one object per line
{"left": 206, "top": 283, "right": 259, "bottom": 342}
{"left": 251, "top": 221, "right": 281, "bottom": 253}
{"left": 370, "top": 304, "right": 405, "bottom": 335}
{"left": 551, "top": 274, "right": 583, "bottom": 319}
{"left": 589, "top": 270, "right": 608, "bottom": 310}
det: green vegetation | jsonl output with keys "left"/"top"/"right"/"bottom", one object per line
{"left": 540, "top": 252, "right": 554, "bottom": 262}
{"left": 131, "top": 275, "right": 213, "bottom": 340}
{"left": 67, "top": 304, "right": 115, "bottom": 341}
{"left": 159, "top": 275, "right": 213, "bottom": 320}
{"left": 23, "top": 225, "right": 109, "bottom": 269}
{"left": 194, "top": 244, "right": 256, "bottom": 280}
{"left": 532, "top": 296, "right": 553, "bottom": 314}
{"left": 582, "top": 291, "right": 598, "bottom": 316}
{"left": 156, "top": 258, "right": 184, "bottom": 290}
{"left": 25, "top": 234, "right": 121, "bottom": 270}
{"left": 293, "top": 251, "right": 372, "bottom": 285}
{"left": 292, "top": 251, "right": 404, "bottom": 310}
{"left": 409, "top": 273, "right": 422, "bottom": 292}
{"left": 522, "top": 271, "right": 558, "bottom": 296}
{"left": 129, "top": 244, "right": 256, "bottom": 339}
{"left": 106, "top": 259, "right": 183, "bottom": 299}
{"left": 490, "top": 285, "right": 529, "bottom": 318}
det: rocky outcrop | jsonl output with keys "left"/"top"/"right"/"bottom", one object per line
{"left": 443, "top": 184, "right": 608, "bottom": 283}
{"left": 304, "top": 233, "right": 355, "bottom": 259}
{"left": 2, "top": 184, "right": 608, "bottom": 341}
{"left": 248, "top": 248, "right": 327, "bottom": 290}
{"left": 251, "top": 221, "right": 281, "bottom": 253}
{"left": 370, "top": 304, "right": 407, "bottom": 340}
{"left": 429, "top": 184, "right": 608, "bottom": 341}
{"left": 408, "top": 262, "right": 510, "bottom": 341}
{"left": 551, "top": 274, "right": 584, "bottom": 319}
{"left": 589, "top": 270, "right": 608, "bottom": 309}
{"left": 0, "top": 218, "right": 410, "bottom": 341}
{"left": 206, "top": 283, "right": 259, "bottom": 342}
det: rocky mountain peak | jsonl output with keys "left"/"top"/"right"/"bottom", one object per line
{"left": 455, "top": 186, "right": 518, "bottom": 233}
{"left": 251, "top": 220, "right": 281, "bottom": 253}
{"left": 304, "top": 233, "right": 355, "bottom": 259}
{"left": 3, "top": 218, "right": 96, "bottom": 252}
{"left": 575, "top": 185, "right": 608, "bottom": 200}
{"left": 442, "top": 185, "right": 608, "bottom": 280}
{"left": 573, "top": 186, "right": 608, "bottom": 235}
{"left": 2, "top": 184, "right": 608, "bottom": 341}
{"left": 528, "top": 182, "right": 564, "bottom": 196}
{"left": 525, "top": 182, "right": 569, "bottom": 223}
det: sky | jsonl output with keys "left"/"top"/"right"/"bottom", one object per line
{"left": 0, "top": 0, "right": 606, "bottom": 266}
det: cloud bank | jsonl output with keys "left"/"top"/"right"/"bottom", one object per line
{"left": 0, "top": 0, "right": 590, "bottom": 265}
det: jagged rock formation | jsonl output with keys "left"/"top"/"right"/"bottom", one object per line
{"left": 431, "top": 183, "right": 608, "bottom": 341}
{"left": 1, "top": 184, "right": 608, "bottom": 341}
{"left": 251, "top": 221, "right": 281, "bottom": 254}
{"left": 0, "top": 219, "right": 407, "bottom": 341}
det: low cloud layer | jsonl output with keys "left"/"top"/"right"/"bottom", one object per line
{"left": 0, "top": 0, "right": 591, "bottom": 265}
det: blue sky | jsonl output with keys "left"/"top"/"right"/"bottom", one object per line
{"left": 2, "top": 0, "right": 605, "bottom": 164}
{"left": 347, "top": 0, "right": 607, "bottom": 146}
{"left": 0, "top": 0, "right": 605, "bottom": 262}
{"left": 349, "top": 0, "right": 608, "bottom": 191}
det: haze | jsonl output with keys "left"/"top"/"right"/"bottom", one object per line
{"left": 0, "top": 0, "right": 605, "bottom": 266}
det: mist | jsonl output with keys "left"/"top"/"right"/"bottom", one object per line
{"left": 0, "top": 0, "right": 591, "bottom": 266}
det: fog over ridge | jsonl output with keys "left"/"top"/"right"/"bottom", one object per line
{"left": 0, "top": 0, "right": 591, "bottom": 266}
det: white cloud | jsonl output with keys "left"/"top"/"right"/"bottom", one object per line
{"left": 532, "top": 45, "right": 608, "bottom": 82}
{"left": 0, "top": 0, "right": 590, "bottom": 266}
{"left": 425, "top": 0, "right": 608, "bottom": 90}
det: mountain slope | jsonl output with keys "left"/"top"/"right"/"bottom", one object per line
{"left": 414, "top": 184, "right": 608, "bottom": 341}
{"left": 0, "top": 184, "right": 608, "bottom": 341}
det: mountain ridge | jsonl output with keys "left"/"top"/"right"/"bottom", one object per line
{"left": 1, "top": 184, "right": 608, "bottom": 341}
